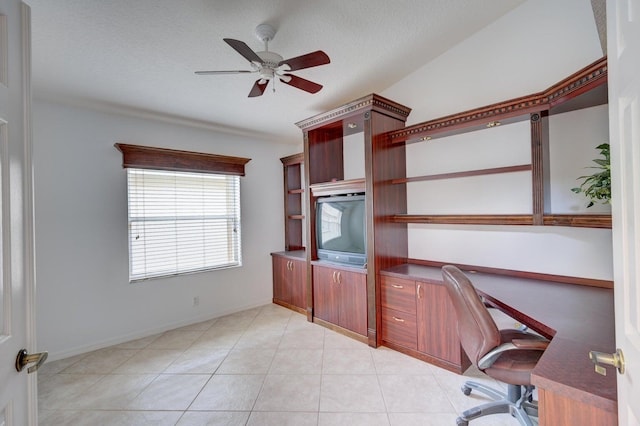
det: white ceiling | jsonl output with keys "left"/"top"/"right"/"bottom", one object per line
{"left": 27, "top": 0, "right": 525, "bottom": 143}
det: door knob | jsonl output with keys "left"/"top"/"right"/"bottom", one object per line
{"left": 589, "top": 348, "right": 625, "bottom": 375}
{"left": 15, "top": 349, "right": 48, "bottom": 373}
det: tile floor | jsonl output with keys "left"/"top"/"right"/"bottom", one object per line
{"left": 38, "top": 304, "right": 535, "bottom": 425}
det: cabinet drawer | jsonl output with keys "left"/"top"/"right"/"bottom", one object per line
{"left": 381, "top": 307, "right": 417, "bottom": 350}
{"left": 381, "top": 276, "right": 416, "bottom": 315}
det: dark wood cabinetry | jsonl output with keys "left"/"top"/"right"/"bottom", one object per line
{"left": 416, "top": 279, "right": 467, "bottom": 369}
{"left": 297, "top": 94, "right": 412, "bottom": 343}
{"left": 272, "top": 252, "right": 306, "bottom": 314}
{"left": 273, "top": 58, "right": 613, "bottom": 426}
{"left": 381, "top": 274, "right": 469, "bottom": 373}
{"left": 312, "top": 264, "right": 367, "bottom": 337}
{"left": 272, "top": 154, "right": 308, "bottom": 316}
{"left": 280, "top": 153, "right": 305, "bottom": 251}
{"left": 381, "top": 276, "right": 417, "bottom": 350}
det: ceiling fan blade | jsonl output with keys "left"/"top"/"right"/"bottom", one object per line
{"left": 195, "top": 70, "right": 255, "bottom": 75}
{"left": 248, "top": 79, "right": 269, "bottom": 97}
{"left": 278, "top": 50, "right": 330, "bottom": 71}
{"left": 279, "top": 74, "right": 323, "bottom": 94}
{"left": 224, "top": 38, "right": 264, "bottom": 64}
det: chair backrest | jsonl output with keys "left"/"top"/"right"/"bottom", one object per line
{"left": 441, "top": 265, "right": 501, "bottom": 367}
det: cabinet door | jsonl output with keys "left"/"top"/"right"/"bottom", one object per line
{"left": 337, "top": 269, "right": 367, "bottom": 336}
{"left": 272, "top": 255, "right": 291, "bottom": 304}
{"left": 289, "top": 258, "right": 307, "bottom": 310}
{"left": 417, "top": 281, "right": 463, "bottom": 364}
{"left": 313, "top": 265, "right": 339, "bottom": 324}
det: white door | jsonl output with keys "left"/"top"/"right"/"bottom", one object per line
{"left": 0, "top": 1, "right": 38, "bottom": 425}
{"left": 608, "top": 0, "right": 640, "bottom": 424}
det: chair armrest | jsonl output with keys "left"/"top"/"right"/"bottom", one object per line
{"left": 478, "top": 338, "right": 550, "bottom": 370}
{"left": 512, "top": 339, "right": 549, "bottom": 350}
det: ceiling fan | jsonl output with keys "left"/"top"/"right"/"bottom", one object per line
{"left": 195, "top": 24, "right": 330, "bottom": 97}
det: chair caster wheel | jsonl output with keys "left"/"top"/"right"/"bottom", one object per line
{"left": 456, "top": 417, "right": 469, "bottom": 426}
{"left": 461, "top": 385, "right": 472, "bottom": 396}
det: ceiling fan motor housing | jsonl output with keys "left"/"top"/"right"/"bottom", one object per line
{"left": 255, "top": 23, "right": 276, "bottom": 43}
{"left": 256, "top": 51, "right": 285, "bottom": 79}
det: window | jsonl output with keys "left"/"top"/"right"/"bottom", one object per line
{"left": 127, "top": 169, "right": 241, "bottom": 280}
{"left": 115, "top": 143, "right": 251, "bottom": 281}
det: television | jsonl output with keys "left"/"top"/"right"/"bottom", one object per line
{"left": 315, "top": 194, "right": 366, "bottom": 267}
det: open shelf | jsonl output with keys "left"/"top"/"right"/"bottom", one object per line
{"left": 392, "top": 164, "right": 531, "bottom": 184}
{"left": 391, "top": 213, "right": 611, "bottom": 229}
{"left": 388, "top": 57, "right": 607, "bottom": 145}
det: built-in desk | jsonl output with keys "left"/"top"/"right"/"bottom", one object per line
{"left": 381, "top": 264, "right": 617, "bottom": 426}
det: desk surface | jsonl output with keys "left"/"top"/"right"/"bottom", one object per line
{"left": 382, "top": 264, "right": 617, "bottom": 413}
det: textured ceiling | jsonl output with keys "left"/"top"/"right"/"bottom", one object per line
{"left": 27, "top": 0, "right": 525, "bottom": 143}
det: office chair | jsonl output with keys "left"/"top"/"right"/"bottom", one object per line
{"left": 441, "top": 265, "right": 549, "bottom": 426}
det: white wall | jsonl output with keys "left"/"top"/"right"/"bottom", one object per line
{"left": 383, "top": 0, "right": 613, "bottom": 280}
{"left": 33, "top": 99, "right": 298, "bottom": 360}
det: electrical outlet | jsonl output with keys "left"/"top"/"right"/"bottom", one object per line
{"left": 193, "top": 296, "right": 200, "bottom": 307}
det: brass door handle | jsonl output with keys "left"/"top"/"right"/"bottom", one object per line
{"left": 589, "top": 348, "right": 625, "bottom": 375}
{"left": 15, "top": 349, "right": 48, "bottom": 373}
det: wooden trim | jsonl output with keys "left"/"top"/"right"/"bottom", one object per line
{"left": 543, "top": 214, "right": 612, "bottom": 229}
{"left": 391, "top": 213, "right": 612, "bottom": 229}
{"left": 114, "top": 143, "right": 251, "bottom": 176}
{"left": 312, "top": 317, "right": 369, "bottom": 344}
{"left": 389, "top": 57, "right": 607, "bottom": 143}
{"left": 530, "top": 112, "right": 546, "bottom": 225}
{"left": 391, "top": 164, "right": 531, "bottom": 184}
{"left": 273, "top": 299, "right": 307, "bottom": 315}
{"left": 381, "top": 341, "right": 469, "bottom": 375}
{"left": 310, "top": 178, "right": 366, "bottom": 197}
{"left": 295, "top": 94, "right": 412, "bottom": 131}
{"left": 280, "top": 152, "right": 304, "bottom": 166}
{"left": 392, "top": 214, "right": 534, "bottom": 226}
{"left": 407, "top": 258, "right": 614, "bottom": 289}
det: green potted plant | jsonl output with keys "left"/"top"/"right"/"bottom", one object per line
{"left": 571, "top": 143, "right": 611, "bottom": 208}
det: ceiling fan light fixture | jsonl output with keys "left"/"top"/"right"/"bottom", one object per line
{"left": 195, "top": 24, "right": 329, "bottom": 97}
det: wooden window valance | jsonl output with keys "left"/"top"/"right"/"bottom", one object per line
{"left": 114, "top": 143, "right": 251, "bottom": 176}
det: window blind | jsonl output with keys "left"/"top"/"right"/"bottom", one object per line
{"left": 127, "top": 168, "right": 241, "bottom": 281}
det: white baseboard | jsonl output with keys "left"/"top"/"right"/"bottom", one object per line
{"left": 45, "top": 298, "right": 273, "bottom": 362}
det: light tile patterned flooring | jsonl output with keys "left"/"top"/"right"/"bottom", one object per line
{"left": 38, "top": 304, "right": 532, "bottom": 425}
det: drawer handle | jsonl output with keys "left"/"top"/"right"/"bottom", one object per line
{"left": 391, "top": 284, "right": 404, "bottom": 289}
{"left": 392, "top": 316, "right": 405, "bottom": 323}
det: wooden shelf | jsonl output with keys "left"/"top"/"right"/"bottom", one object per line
{"left": 280, "top": 153, "right": 305, "bottom": 252}
{"left": 392, "top": 214, "right": 534, "bottom": 226}
{"left": 391, "top": 213, "right": 612, "bottom": 229}
{"left": 392, "top": 164, "right": 531, "bottom": 184}
{"left": 543, "top": 214, "right": 611, "bottom": 229}
{"left": 388, "top": 57, "right": 608, "bottom": 144}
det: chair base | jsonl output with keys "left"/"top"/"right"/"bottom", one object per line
{"left": 456, "top": 381, "right": 538, "bottom": 426}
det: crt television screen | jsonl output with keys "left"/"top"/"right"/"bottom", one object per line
{"left": 317, "top": 195, "right": 365, "bottom": 255}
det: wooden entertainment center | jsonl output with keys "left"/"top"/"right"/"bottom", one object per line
{"left": 271, "top": 57, "right": 616, "bottom": 425}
